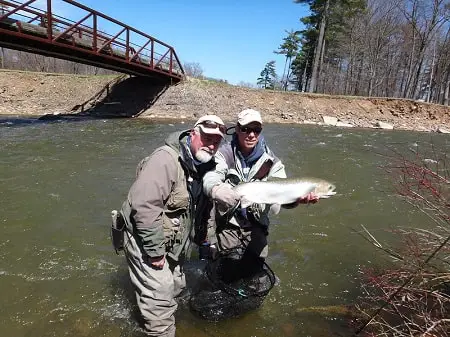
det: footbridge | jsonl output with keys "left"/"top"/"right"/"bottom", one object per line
{"left": 0, "top": 0, "right": 184, "bottom": 83}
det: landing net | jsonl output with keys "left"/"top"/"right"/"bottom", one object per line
{"left": 189, "top": 248, "right": 276, "bottom": 321}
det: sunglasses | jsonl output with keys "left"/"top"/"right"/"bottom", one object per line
{"left": 199, "top": 121, "right": 226, "bottom": 134}
{"left": 239, "top": 125, "right": 262, "bottom": 135}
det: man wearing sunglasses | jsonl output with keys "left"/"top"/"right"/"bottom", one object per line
{"left": 119, "top": 115, "right": 225, "bottom": 337}
{"left": 203, "top": 109, "right": 318, "bottom": 280}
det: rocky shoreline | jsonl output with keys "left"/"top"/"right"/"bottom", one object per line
{"left": 145, "top": 78, "right": 450, "bottom": 133}
{"left": 0, "top": 70, "right": 449, "bottom": 133}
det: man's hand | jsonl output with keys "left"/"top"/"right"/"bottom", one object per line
{"left": 298, "top": 192, "right": 319, "bottom": 204}
{"left": 282, "top": 192, "right": 319, "bottom": 209}
{"left": 147, "top": 255, "right": 165, "bottom": 269}
{"left": 212, "top": 183, "right": 240, "bottom": 207}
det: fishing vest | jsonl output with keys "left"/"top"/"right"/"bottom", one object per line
{"left": 122, "top": 145, "right": 193, "bottom": 260}
{"left": 220, "top": 143, "right": 278, "bottom": 185}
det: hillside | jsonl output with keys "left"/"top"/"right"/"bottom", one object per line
{"left": 0, "top": 70, "right": 449, "bottom": 132}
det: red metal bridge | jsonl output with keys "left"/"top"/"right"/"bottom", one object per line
{"left": 0, "top": 0, "right": 184, "bottom": 83}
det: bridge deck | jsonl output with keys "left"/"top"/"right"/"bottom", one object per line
{"left": 0, "top": 0, "right": 185, "bottom": 83}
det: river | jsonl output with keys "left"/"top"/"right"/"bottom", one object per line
{"left": 0, "top": 117, "right": 448, "bottom": 336}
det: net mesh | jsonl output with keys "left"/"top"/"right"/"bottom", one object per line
{"left": 189, "top": 248, "right": 276, "bottom": 321}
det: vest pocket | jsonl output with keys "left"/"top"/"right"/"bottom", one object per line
{"left": 162, "top": 212, "right": 185, "bottom": 250}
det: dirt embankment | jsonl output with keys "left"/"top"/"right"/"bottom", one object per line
{"left": 0, "top": 70, "right": 449, "bottom": 132}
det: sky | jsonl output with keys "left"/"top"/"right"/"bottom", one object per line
{"left": 33, "top": 0, "right": 309, "bottom": 85}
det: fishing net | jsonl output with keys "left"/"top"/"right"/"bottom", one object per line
{"left": 189, "top": 247, "right": 276, "bottom": 321}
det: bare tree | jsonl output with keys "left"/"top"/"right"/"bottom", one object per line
{"left": 0, "top": 48, "right": 118, "bottom": 75}
{"left": 400, "top": 0, "right": 450, "bottom": 99}
{"left": 291, "top": 0, "right": 450, "bottom": 104}
{"left": 355, "top": 145, "right": 449, "bottom": 337}
{"left": 364, "top": 0, "right": 402, "bottom": 97}
{"left": 183, "top": 62, "right": 204, "bottom": 78}
{"left": 311, "top": 0, "right": 329, "bottom": 93}
{"left": 236, "top": 81, "right": 256, "bottom": 88}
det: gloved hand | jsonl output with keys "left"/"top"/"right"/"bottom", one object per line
{"left": 246, "top": 203, "right": 280, "bottom": 226}
{"left": 211, "top": 183, "right": 240, "bottom": 208}
{"left": 247, "top": 202, "right": 264, "bottom": 215}
{"left": 246, "top": 203, "right": 265, "bottom": 224}
{"left": 269, "top": 203, "right": 281, "bottom": 215}
{"left": 247, "top": 203, "right": 281, "bottom": 216}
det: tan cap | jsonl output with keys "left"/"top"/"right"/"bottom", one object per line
{"left": 237, "top": 109, "right": 263, "bottom": 126}
{"left": 194, "top": 115, "right": 226, "bottom": 138}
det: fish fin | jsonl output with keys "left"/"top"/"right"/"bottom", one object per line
{"left": 269, "top": 203, "right": 281, "bottom": 215}
{"left": 303, "top": 184, "right": 317, "bottom": 197}
{"left": 240, "top": 197, "right": 252, "bottom": 208}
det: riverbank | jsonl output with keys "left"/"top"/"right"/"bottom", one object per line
{"left": 1, "top": 69, "right": 449, "bottom": 132}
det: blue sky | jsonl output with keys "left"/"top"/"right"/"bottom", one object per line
{"left": 34, "top": 0, "right": 309, "bottom": 85}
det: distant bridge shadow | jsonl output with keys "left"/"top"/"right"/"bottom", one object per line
{"left": 0, "top": 76, "right": 169, "bottom": 127}
{"left": 70, "top": 75, "right": 168, "bottom": 118}
{"left": 30, "top": 75, "right": 168, "bottom": 121}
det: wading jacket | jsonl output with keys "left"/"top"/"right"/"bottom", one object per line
{"left": 203, "top": 135, "right": 286, "bottom": 230}
{"left": 121, "top": 130, "right": 215, "bottom": 261}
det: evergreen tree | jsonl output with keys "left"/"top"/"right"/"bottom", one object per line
{"left": 294, "top": 0, "right": 330, "bottom": 92}
{"left": 274, "top": 30, "right": 301, "bottom": 90}
{"left": 290, "top": 48, "right": 311, "bottom": 91}
{"left": 290, "top": 30, "right": 316, "bottom": 92}
{"left": 257, "top": 61, "right": 277, "bottom": 89}
{"left": 293, "top": 0, "right": 366, "bottom": 92}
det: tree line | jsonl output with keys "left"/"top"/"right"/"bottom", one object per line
{"left": 0, "top": 48, "right": 233, "bottom": 85}
{"left": 0, "top": 48, "right": 118, "bottom": 75}
{"left": 258, "top": 0, "right": 450, "bottom": 106}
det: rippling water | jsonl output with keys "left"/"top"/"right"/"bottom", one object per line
{"left": 0, "top": 116, "right": 448, "bottom": 336}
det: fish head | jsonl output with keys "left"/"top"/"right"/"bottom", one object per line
{"left": 313, "top": 180, "right": 336, "bottom": 198}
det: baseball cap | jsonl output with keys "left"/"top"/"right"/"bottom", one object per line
{"left": 194, "top": 115, "right": 226, "bottom": 138}
{"left": 237, "top": 109, "right": 263, "bottom": 126}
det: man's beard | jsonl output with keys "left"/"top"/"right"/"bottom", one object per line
{"left": 195, "top": 148, "right": 213, "bottom": 163}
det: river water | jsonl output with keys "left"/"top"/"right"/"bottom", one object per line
{"left": 0, "top": 117, "right": 448, "bottom": 337}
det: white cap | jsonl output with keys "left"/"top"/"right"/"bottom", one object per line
{"left": 237, "top": 109, "right": 263, "bottom": 126}
{"left": 194, "top": 114, "right": 226, "bottom": 138}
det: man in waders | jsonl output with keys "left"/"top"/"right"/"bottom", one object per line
{"left": 120, "top": 115, "right": 225, "bottom": 336}
{"left": 203, "top": 109, "right": 318, "bottom": 281}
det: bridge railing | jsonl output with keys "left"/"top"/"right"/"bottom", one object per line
{"left": 0, "top": 0, "right": 185, "bottom": 79}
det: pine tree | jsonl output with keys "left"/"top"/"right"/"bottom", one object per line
{"left": 293, "top": 0, "right": 366, "bottom": 93}
{"left": 257, "top": 61, "right": 277, "bottom": 89}
{"left": 294, "top": 0, "right": 330, "bottom": 92}
{"left": 274, "top": 30, "right": 301, "bottom": 90}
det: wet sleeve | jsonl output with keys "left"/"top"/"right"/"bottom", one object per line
{"left": 264, "top": 146, "right": 287, "bottom": 179}
{"left": 129, "top": 150, "right": 177, "bottom": 257}
{"left": 203, "top": 151, "right": 228, "bottom": 197}
{"left": 268, "top": 157, "right": 287, "bottom": 179}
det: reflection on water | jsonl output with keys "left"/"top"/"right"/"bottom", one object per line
{"left": 0, "top": 116, "right": 448, "bottom": 336}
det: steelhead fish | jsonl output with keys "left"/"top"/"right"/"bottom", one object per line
{"left": 233, "top": 178, "right": 336, "bottom": 207}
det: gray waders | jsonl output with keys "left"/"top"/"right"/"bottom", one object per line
{"left": 124, "top": 230, "right": 185, "bottom": 337}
